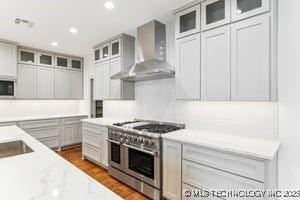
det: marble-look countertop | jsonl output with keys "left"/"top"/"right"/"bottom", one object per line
{"left": 162, "top": 129, "right": 280, "bottom": 160}
{"left": 0, "top": 126, "right": 122, "bottom": 200}
{"left": 0, "top": 114, "right": 88, "bottom": 123}
{"left": 81, "top": 118, "right": 122, "bottom": 126}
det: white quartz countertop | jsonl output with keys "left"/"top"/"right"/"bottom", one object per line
{"left": 0, "top": 114, "right": 88, "bottom": 123}
{"left": 81, "top": 118, "right": 122, "bottom": 126}
{"left": 0, "top": 126, "right": 122, "bottom": 200}
{"left": 162, "top": 129, "right": 280, "bottom": 160}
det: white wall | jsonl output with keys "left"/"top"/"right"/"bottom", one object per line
{"left": 278, "top": 0, "right": 300, "bottom": 190}
{"left": 97, "top": 21, "right": 279, "bottom": 140}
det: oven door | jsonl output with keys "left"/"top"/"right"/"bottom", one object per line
{"left": 124, "top": 143, "right": 160, "bottom": 189}
{"left": 107, "top": 138, "right": 125, "bottom": 171}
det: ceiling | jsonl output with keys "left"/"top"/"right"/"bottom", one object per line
{"left": 0, "top": 0, "right": 190, "bottom": 57}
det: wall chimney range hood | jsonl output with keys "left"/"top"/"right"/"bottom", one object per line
{"left": 111, "top": 20, "right": 175, "bottom": 82}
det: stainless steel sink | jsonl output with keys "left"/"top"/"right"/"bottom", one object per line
{"left": 0, "top": 140, "right": 33, "bottom": 159}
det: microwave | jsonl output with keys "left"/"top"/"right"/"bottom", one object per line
{"left": 0, "top": 80, "right": 15, "bottom": 97}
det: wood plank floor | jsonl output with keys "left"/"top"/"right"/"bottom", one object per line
{"left": 57, "top": 147, "right": 149, "bottom": 200}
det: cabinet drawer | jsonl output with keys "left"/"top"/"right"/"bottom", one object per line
{"left": 62, "top": 117, "right": 84, "bottom": 125}
{"left": 83, "top": 143, "right": 101, "bottom": 163}
{"left": 83, "top": 130, "right": 101, "bottom": 148}
{"left": 20, "top": 119, "right": 60, "bottom": 129}
{"left": 183, "top": 145, "right": 265, "bottom": 182}
{"left": 39, "top": 137, "right": 59, "bottom": 149}
{"left": 182, "top": 160, "right": 264, "bottom": 200}
{"left": 83, "top": 123, "right": 101, "bottom": 135}
{"left": 26, "top": 127, "right": 60, "bottom": 139}
{"left": 182, "top": 183, "right": 220, "bottom": 200}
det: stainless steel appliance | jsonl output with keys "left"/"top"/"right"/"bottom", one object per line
{"left": 0, "top": 80, "right": 15, "bottom": 98}
{"left": 107, "top": 120, "right": 185, "bottom": 199}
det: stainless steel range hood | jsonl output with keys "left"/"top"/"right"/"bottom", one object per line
{"left": 111, "top": 20, "right": 175, "bottom": 82}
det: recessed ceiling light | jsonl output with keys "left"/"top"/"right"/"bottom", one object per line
{"left": 51, "top": 42, "right": 58, "bottom": 46}
{"left": 104, "top": 1, "right": 114, "bottom": 9}
{"left": 69, "top": 27, "right": 78, "bottom": 34}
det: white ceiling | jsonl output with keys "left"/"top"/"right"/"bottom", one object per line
{"left": 0, "top": 0, "right": 190, "bottom": 57}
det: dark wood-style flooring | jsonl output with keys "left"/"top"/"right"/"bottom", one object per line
{"left": 57, "top": 147, "right": 149, "bottom": 200}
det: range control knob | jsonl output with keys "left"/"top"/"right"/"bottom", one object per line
{"left": 137, "top": 137, "right": 143, "bottom": 143}
{"left": 142, "top": 138, "right": 148, "bottom": 144}
{"left": 117, "top": 132, "right": 122, "bottom": 137}
{"left": 147, "top": 139, "right": 154, "bottom": 146}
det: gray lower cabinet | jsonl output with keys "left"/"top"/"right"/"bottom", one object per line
{"left": 61, "top": 123, "right": 82, "bottom": 147}
{"left": 37, "top": 66, "right": 54, "bottom": 98}
{"left": 17, "top": 64, "right": 37, "bottom": 98}
{"left": 54, "top": 69, "right": 69, "bottom": 98}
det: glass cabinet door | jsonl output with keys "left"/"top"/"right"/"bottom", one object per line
{"left": 231, "top": 0, "right": 269, "bottom": 21}
{"left": 19, "top": 49, "right": 36, "bottom": 64}
{"left": 55, "top": 56, "right": 69, "bottom": 68}
{"left": 71, "top": 58, "right": 82, "bottom": 71}
{"left": 175, "top": 4, "right": 201, "bottom": 38}
{"left": 39, "top": 53, "right": 53, "bottom": 66}
{"left": 110, "top": 39, "right": 121, "bottom": 58}
{"left": 101, "top": 44, "right": 109, "bottom": 60}
{"left": 201, "top": 0, "right": 230, "bottom": 30}
{"left": 94, "top": 48, "right": 101, "bottom": 63}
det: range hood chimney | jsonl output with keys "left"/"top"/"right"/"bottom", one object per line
{"left": 111, "top": 20, "right": 175, "bottom": 82}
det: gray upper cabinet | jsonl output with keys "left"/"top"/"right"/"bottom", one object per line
{"left": 69, "top": 70, "right": 83, "bottom": 99}
{"left": 0, "top": 42, "right": 17, "bottom": 79}
{"left": 201, "top": 25, "right": 231, "bottom": 101}
{"left": 231, "top": 0, "right": 270, "bottom": 21}
{"left": 38, "top": 53, "right": 53, "bottom": 67}
{"left": 18, "top": 49, "right": 36, "bottom": 65}
{"left": 201, "top": 0, "right": 231, "bottom": 31}
{"left": 231, "top": 14, "right": 270, "bottom": 101}
{"left": 54, "top": 69, "right": 69, "bottom": 99}
{"left": 17, "top": 64, "right": 37, "bottom": 99}
{"left": 37, "top": 66, "right": 54, "bottom": 98}
{"left": 55, "top": 56, "right": 69, "bottom": 69}
{"left": 176, "top": 33, "right": 201, "bottom": 100}
{"left": 175, "top": 4, "right": 201, "bottom": 39}
{"left": 94, "top": 34, "right": 135, "bottom": 101}
{"left": 70, "top": 58, "right": 83, "bottom": 71}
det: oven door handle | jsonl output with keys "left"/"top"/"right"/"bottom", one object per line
{"left": 123, "top": 143, "right": 158, "bottom": 156}
{"left": 106, "top": 138, "right": 122, "bottom": 145}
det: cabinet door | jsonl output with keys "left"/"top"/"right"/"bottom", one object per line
{"left": 74, "top": 124, "right": 82, "bottom": 143}
{"left": 100, "top": 127, "right": 108, "bottom": 167}
{"left": 176, "top": 4, "right": 201, "bottom": 39}
{"left": 163, "top": 140, "right": 182, "bottom": 200}
{"left": 55, "top": 56, "right": 69, "bottom": 69}
{"left": 94, "top": 63, "right": 103, "bottom": 100}
{"left": 109, "top": 57, "right": 121, "bottom": 99}
{"left": 54, "top": 69, "right": 69, "bottom": 98}
{"left": 176, "top": 34, "right": 201, "bottom": 100}
{"left": 17, "top": 64, "right": 37, "bottom": 98}
{"left": 94, "top": 48, "right": 101, "bottom": 63}
{"left": 0, "top": 42, "right": 17, "bottom": 78}
{"left": 231, "top": 0, "right": 270, "bottom": 22}
{"left": 37, "top": 66, "right": 54, "bottom": 98}
{"left": 18, "top": 49, "right": 36, "bottom": 65}
{"left": 38, "top": 53, "right": 53, "bottom": 66}
{"left": 201, "top": 0, "right": 231, "bottom": 31}
{"left": 70, "top": 58, "right": 83, "bottom": 71}
{"left": 62, "top": 126, "right": 75, "bottom": 146}
{"left": 201, "top": 25, "right": 230, "bottom": 101}
{"left": 101, "top": 44, "right": 110, "bottom": 61}
{"left": 231, "top": 14, "right": 270, "bottom": 101}
{"left": 102, "top": 61, "right": 110, "bottom": 99}
{"left": 69, "top": 71, "right": 83, "bottom": 99}
{"left": 110, "top": 39, "right": 122, "bottom": 58}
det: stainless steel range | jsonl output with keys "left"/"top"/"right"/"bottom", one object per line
{"left": 107, "top": 120, "right": 185, "bottom": 200}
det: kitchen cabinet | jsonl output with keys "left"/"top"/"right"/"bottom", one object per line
{"left": 74, "top": 124, "right": 82, "bottom": 143}
{"left": 175, "top": 4, "right": 201, "bottom": 39}
{"left": 55, "top": 56, "right": 69, "bottom": 69}
{"left": 175, "top": 33, "right": 201, "bottom": 100}
{"left": 70, "top": 58, "right": 83, "bottom": 71}
{"left": 110, "top": 39, "right": 121, "bottom": 58}
{"left": 18, "top": 49, "right": 37, "bottom": 65}
{"left": 38, "top": 53, "right": 53, "bottom": 67}
{"left": 69, "top": 70, "right": 83, "bottom": 99}
{"left": 61, "top": 125, "right": 75, "bottom": 146}
{"left": 231, "top": 0, "right": 270, "bottom": 22}
{"left": 93, "top": 34, "right": 135, "bottom": 100}
{"left": 94, "top": 48, "right": 101, "bottom": 63}
{"left": 0, "top": 42, "right": 17, "bottom": 79}
{"left": 201, "top": 25, "right": 230, "bottom": 101}
{"left": 17, "top": 64, "right": 37, "bottom": 99}
{"left": 54, "top": 69, "right": 69, "bottom": 99}
{"left": 82, "top": 122, "right": 109, "bottom": 168}
{"left": 201, "top": 0, "right": 231, "bottom": 31}
{"left": 26, "top": 127, "right": 60, "bottom": 149}
{"left": 231, "top": 14, "right": 270, "bottom": 101}
{"left": 163, "top": 140, "right": 182, "bottom": 200}
{"left": 37, "top": 66, "right": 54, "bottom": 98}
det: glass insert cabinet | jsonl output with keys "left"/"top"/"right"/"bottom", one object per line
{"left": 231, "top": 0, "right": 269, "bottom": 21}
